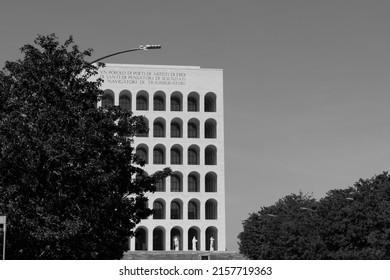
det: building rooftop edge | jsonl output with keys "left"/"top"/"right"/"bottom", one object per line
{"left": 102, "top": 63, "right": 222, "bottom": 71}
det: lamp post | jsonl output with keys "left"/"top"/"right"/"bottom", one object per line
{"left": 0, "top": 215, "right": 6, "bottom": 260}
{"left": 89, "top": 44, "right": 161, "bottom": 64}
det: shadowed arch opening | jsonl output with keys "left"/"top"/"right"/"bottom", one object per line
{"left": 188, "top": 199, "right": 200, "bottom": 220}
{"left": 206, "top": 227, "right": 218, "bottom": 251}
{"left": 205, "top": 145, "right": 217, "bottom": 165}
{"left": 188, "top": 145, "right": 200, "bottom": 165}
{"left": 188, "top": 227, "right": 200, "bottom": 251}
{"left": 188, "top": 172, "right": 200, "bottom": 192}
{"left": 171, "top": 91, "right": 183, "bottom": 111}
{"left": 170, "top": 227, "right": 183, "bottom": 250}
{"left": 205, "top": 118, "right": 217, "bottom": 139}
{"left": 135, "top": 227, "right": 148, "bottom": 251}
{"left": 170, "top": 172, "right": 183, "bottom": 192}
{"left": 204, "top": 92, "right": 217, "bottom": 112}
{"left": 153, "top": 199, "right": 166, "bottom": 219}
{"left": 205, "top": 199, "right": 218, "bottom": 220}
{"left": 136, "top": 90, "right": 149, "bottom": 110}
{"left": 102, "top": 89, "right": 114, "bottom": 107}
{"left": 154, "top": 91, "right": 166, "bottom": 111}
{"left": 188, "top": 92, "right": 199, "bottom": 112}
{"left": 119, "top": 90, "right": 132, "bottom": 111}
{"left": 170, "top": 199, "right": 183, "bottom": 219}
{"left": 205, "top": 172, "right": 217, "bottom": 192}
{"left": 153, "top": 227, "right": 166, "bottom": 251}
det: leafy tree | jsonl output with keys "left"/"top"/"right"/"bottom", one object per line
{"left": 320, "top": 172, "right": 390, "bottom": 259}
{"left": 238, "top": 192, "right": 324, "bottom": 260}
{"left": 238, "top": 173, "right": 390, "bottom": 260}
{"left": 0, "top": 34, "right": 170, "bottom": 259}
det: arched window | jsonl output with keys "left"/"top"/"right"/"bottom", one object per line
{"left": 153, "top": 120, "right": 165, "bottom": 137}
{"left": 204, "top": 92, "right": 216, "bottom": 112}
{"left": 205, "top": 145, "right": 217, "bottom": 165}
{"left": 188, "top": 92, "right": 199, "bottom": 112}
{"left": 205, "top": 172, "right": 217, "bottom": 192}
{"left": 136, "top": 146, "right": 148, "bottom": 164}
{"left": 171, "top": 201, "right": 182, "bottom": 219}
{"left": 154, "top": 95, "right": 165, "bottom": 111}
{"left": 135, "top": 227, "right": 148, "bottom": 251}
{"left": 188, "top": 227, "right": 200, "bottom": 251}
{"left": 153, "top": 227, "right": 165, "bottom": 251}
{"left": 171, "top": 122, "right": 181, "bottom": 138}
{"left": 205, "top": 119, "right": 217, "bottom": 138}
{"left": 187, "top": 119, "right": 199, "bottom": 138}
{"left": 136, "top": 91, "right": 148, "bottom": 110}
{"left": 135, "top": 117, "right": 149, "bottom": 137}
{"left": 171, "top": 174, "right": 182, "bottom": 192}
{"left": 153, "top": 201, "right": 165, "bottom": 219}
{"left": 155, "top": 178, "right": 166, "bottom": 192}
{"left": 206, "top": 227, "right": 218, "bottom": 251}
{"left": 119, "top": 95, "right": 131, "bottom": 110}
{"left": 171, "top": 95, "right": 182, "bottom": 111}
{"left": 102, "top": 91, "right": 114, "bottom": 107}
{"left": 188, "top": 173, "right": 199, "bottom": 192}
{"left": 170, "top": 227, "right": 182, "bottom": 251}
{"left": 205, "top": 200, "right": 218, "bottom": 219}
{"left": 153, "top": 147, "right": 165, "bottom": 164}
{"left": 119, "top": 90, "right": 132, "bottom": 110}
{"left": 171, "top": 147, "right": 182, "bottom": 165}
{"left": 188, "top": 147, "right": 199, "bottom": 165}
{"left": 188, "top": 201, "right": 199, "bottom": 220}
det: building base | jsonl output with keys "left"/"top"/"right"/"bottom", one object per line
{"left": 122, "top": 250, "right": 246, "bottom": 260}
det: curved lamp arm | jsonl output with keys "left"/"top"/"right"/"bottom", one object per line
{"left": 89, "top": 45, "right": 161, "bottom": 64}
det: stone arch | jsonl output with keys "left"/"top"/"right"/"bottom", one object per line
{"left": 153, "top": 90, "right": 166, "bottom": 111}
{"left": 187, "top": 118, "right": 200, "bottom": 138}
{"left": 170, "top": 171, "right": 183, "bottom": 192}
{"left": 135, "top": 143, "right": 149, "bottom": 164}
{"left": 170, "top": 118, "right": 183, "bottom": 138}
{"left": 102, "top": 89, "right": 114, "bottom": 107}
{"left": 188, "top": 171, "right": 200, "bottom": 192}
{"left": 188, "top": 226, "right": 201, "bottom": 251}
{"left": 170, "top": 226, "right": 184, "bottom": 250}
{"left": 188, "top": 144, "right": 200, "bottom": 165}
{"left": 136, "top": 90, "right": 149, "bottom": 110}
{"left": 170, "top": 144, "right": 183, "bottom": 165}
{"left": 170, "top": 198, "right": 183, "bottom": 219}
{"left": 204, "top": 92, "right": 217, "bottom": 112}
{"left": 170, "top": 91, "right": 183, "bottom": 111}
{"left": 205, "top": 145, "right": 217, "bottom": 165}
{"left": 135, "top": 226, "right": 148, "bottom": 251}
{"left": 153, "top": 198, "right": 166, "bottom": 219}
{"left": 153, "top": 226, "right": 166, "bottom": 251}
{"left": 119, "top": 90, "right": 132, "bottom": 111}
{"left": 205, "top": 172, "right": 217, "bottom": 192}
{"left": 188, "top": 198, "right": 200, "bottom": 220}
{"left": 205, "top": 199, "right": 218, "bottom": 220}
{"left": 205, "top": 118, "right": 217, "bottom": 139}
{"left": 188, "top": 92, "right": 200, "bottom": 112}
{"left": 205, "top": 226, "right": 218, "bottom": 251}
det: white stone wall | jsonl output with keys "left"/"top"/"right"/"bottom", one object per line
{"left": 97, "top": 64, "right": 225, "bottom": 251}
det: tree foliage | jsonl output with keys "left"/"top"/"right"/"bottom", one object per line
{"left": 0, "top": 34, "right": 170, "bottom": 259}
{"left": 238, "top": 172, "right": 390, "bottom": 259}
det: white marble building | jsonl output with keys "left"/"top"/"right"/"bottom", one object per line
{"left": 97, "top": 64, "right": 225, "bottom": 251}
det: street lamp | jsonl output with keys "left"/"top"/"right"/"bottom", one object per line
{"left": 89, "top": 44, "right": 161, "bottom": 64}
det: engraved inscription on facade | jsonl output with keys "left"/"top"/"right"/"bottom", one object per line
{"left": 99, "top": 69, "right": 187, "bottom": 86}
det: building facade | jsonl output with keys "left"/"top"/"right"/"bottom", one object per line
{"left": 97, "top": 64, "right": 225, "bottom": 252}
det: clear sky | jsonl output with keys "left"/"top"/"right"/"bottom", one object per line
{"left": 2, "top": 0, "right": 390, "bottom": 251}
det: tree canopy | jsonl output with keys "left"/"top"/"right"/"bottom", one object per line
{"left": 238, "top": 172, "right": 390, "bottom": 259}
{"left": 0, "top": 34, "right": 170, "bottom": 259}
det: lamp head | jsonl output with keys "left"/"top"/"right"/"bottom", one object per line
{"left": 140, "top": 44, "right": 162, "bottom": 50}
